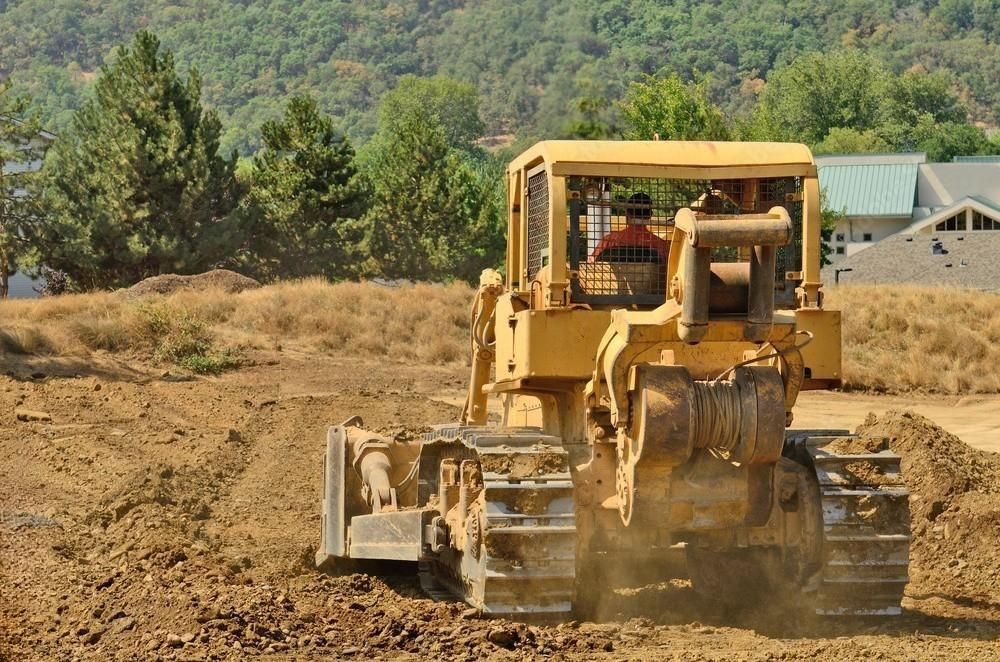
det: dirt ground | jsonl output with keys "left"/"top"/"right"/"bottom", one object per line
{"left": 2, "top": 351, "right": 1000, "bottom": 661}
{"left": 795, "top": 390, "right": 1000, "bottom": 453}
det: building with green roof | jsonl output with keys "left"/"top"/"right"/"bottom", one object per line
{"left": 817, "top": 152, "right": 1000, "bottom": 264}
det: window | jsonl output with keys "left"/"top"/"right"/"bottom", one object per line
{"left": 862, "top": 232, "right": 872, "bottom": 241}
{"left": 835, "top": 232, "right": 845, "bottom": 242}
{"left": 935, "top": 212, "right": 965, "bottom": 232}
{"left": 972, "top": 210, "right": 1000, "bottom": 231}
{"left": 835, "top": 246, "right": 845, "bottom": 255}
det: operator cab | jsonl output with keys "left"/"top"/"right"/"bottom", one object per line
{"left": 564, "top": 175, "right": 802, "bottom": 310}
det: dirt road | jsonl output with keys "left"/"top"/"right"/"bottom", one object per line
{"left": 2, "top": 352, "right": 999, "bottom": 660}
{"left": 796, "top": 390, "right": 1000, "bottom": 453}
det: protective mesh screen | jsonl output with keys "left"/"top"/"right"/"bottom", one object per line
{"left": 526, "top": 172, "right": 549, "bottom": 280}
{"left": 567, "top": 176, "right": 802, "bottom": 304}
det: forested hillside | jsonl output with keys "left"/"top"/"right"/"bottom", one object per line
{"left": 3, "top": 0, "right": 998, "bottom": 154}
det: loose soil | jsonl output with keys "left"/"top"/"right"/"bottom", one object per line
{"left": 126, "top": 270, "right": 261, "bottom": 298}
{"left": 2, "top": 352, "right": 1000, "bottom": 660}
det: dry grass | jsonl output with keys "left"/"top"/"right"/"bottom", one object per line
{"left": 0, "top": 279, "right": 474, "bottom": 370}
{"left": 0, "top": 279, "right": 996, "bottom": 393}
{"left": 827, "top": 284, "right": 1000, "bottom": 394}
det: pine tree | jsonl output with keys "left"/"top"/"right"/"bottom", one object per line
{"left": 0, "top": 80, "right": 43, "bottom": 298}
{"left": 360, "top": 76, "right": 503, "bottom": 282}
{"left": 240, "top": 96, "right": 365, "bottom": 281}
{"left": 31, "top": 31, "right": 240, "bottom": 290}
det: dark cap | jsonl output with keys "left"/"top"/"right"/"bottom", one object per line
{"left": 626, "top": 192, "right": 652, "bottom": 220}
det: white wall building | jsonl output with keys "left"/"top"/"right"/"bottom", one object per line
{"left": 817, "top": 153, "right": 1000, "bottom": 263}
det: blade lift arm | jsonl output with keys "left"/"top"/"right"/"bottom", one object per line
{"left": 461, "top": 269, "right": 504, "bottom": 426}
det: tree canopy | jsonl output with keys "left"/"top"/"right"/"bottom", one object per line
{"left": 239, "top": 95, "right": 366, "bottom": 281}
{"left": 30, "top": 30, "right": 240, "bottom": 290}
{"left": 359, "top": 78, "right": 504, "bottom": 282}
{"left": 0, "top": 79, "right": 43, "bottom": 297}
{"left": 2, "top": 1, "right": 998, "bottom": 154}
{"left": 747, "top": 51, "right": 885, "bottom": 145}
{"left": 375, "top": 75, "right": 485, "bottom": 152}
{"left": 747, "top": 50, "right": 999, "bottom": 160}
{"left": 619, "top": 74, "right": 729, "bottom": 141}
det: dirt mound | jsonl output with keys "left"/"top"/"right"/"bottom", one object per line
{"left": 853, "top": 410, "right": 1000, "bottom": 607}
{"left": 126, "top": 270, "right": 260, "bottom": 297}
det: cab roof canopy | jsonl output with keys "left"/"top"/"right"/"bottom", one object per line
{"left": 508, "top": 140, "right": 816, "bottom": 177}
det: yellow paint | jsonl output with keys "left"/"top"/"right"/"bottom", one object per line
{"left": 484, "top": 139, "right": 840, "bottom": 435}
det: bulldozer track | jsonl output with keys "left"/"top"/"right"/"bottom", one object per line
{"left": 804, "top": 435, "right": 911, "bottom": 616}
{"left": 418, "top": 429, "right": 577, "bottom": 621}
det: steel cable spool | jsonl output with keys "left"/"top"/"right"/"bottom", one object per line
{"left": 691, "top": 379, "right": 744, "bottom": 459}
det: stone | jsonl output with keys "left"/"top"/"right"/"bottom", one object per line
{"left": 82, "top": 626, "right": 106, "bottom": 645}
{"left": 486, "top": 627, "right": 517, "bottom": 649}
{"left": 196, "top": 607, "right": 220, "bottom": 623}
{"left": 111, "top": 617, "right": 135, "bottom": 634}
{"left": 108, "top": 541, "right": 136, "bottom": 560}
{"left": 16, "top": 408, "right": 52, "bottom": 422}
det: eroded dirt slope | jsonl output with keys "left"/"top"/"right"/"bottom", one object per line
{"left": 2, "top": 353, "right": 1000, "bottom": 661}
{"left": 857, "top": 410, "right": 1000, "bottom": 609}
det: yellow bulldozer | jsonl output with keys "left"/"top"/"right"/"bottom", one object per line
{"left": 316, "top": 141, "right": 910, "bottom": 619}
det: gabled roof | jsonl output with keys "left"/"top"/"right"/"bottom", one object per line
{"left": 818, "top": 162, "right": 918, "bottom": 217}
{"left": 970, "top": 195, "right": 1000, "bottom": 214}
{"left": 902, "top": 196, "right": 1000, "bottom": 234}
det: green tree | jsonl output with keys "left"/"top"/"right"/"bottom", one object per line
{"left": 749, "top": 50, "right": 992, "bottom": 161}
{"left": 374, "top": 75, "right": 485, "bottom": 151}
{"left": 240, "top": 96, "right": 366, "bottom": 281}
{"left": 360, "top": 75, "right": 503, "bottom": 281}
{"left": 911, "top": 118, "right": 994, "bottom": 162}
{"left": 0, "top": 81, "right": 43, "bottom": 298}
{"left": 562, "top": 80, "right": 615, "bottom": 139}
{"left": 361, "top": 114, "right": 499, "bottom": 282}
{"left": 813, "top": 127, "right": 891, "bottom": 155}
{"left": 30, "top": 30, "right": 240, "bottom": 290}
{"left": 875, "top": 70, "right": 971, "bottom": 148}
{"left": 748, "top": 51, "right": 885, "bottom": 143}
{"left": 881, "top": 70, "right": 967, "bottom": 128}
{"left": 619, "top": 73, "right": 729, "bottom": 141}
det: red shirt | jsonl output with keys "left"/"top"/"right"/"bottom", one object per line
{"left": 591, "top": 224, "right": 669, "bottom": 263}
